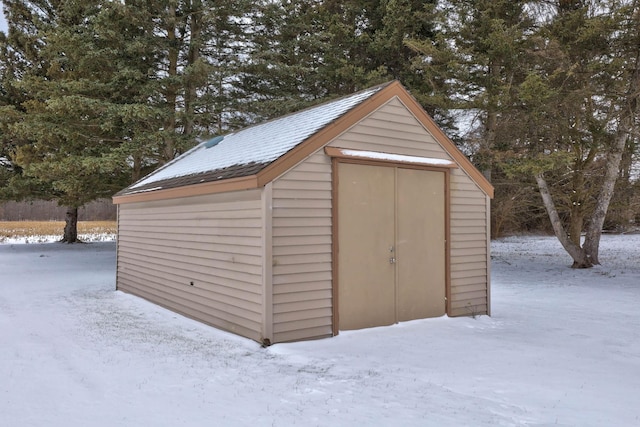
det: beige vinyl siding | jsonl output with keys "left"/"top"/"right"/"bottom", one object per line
{"left": 330, "top": 97, "right": 452, "bottom": 160}
{"left": 330, "top": 97, "right": 489, "bottom": 317}
{"left": 271, "top": 152, "right": 334, "bottom": 343}
{"left": 116, "top": 190, "right": 264, "bottom": 341}
{"left": 449, "top": 169, "right": 489, "bottom": 316}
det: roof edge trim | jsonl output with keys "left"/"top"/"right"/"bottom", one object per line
{"left": 113, "top": 174, "right": 259, "bottom": 204}
{"left": 325, "top": 147, "right": 458, "bottom": 168}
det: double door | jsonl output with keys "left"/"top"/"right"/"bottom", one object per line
{"left": 337, "top": 162, "right": 446, "bottom": 330}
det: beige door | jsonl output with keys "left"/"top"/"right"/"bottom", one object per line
{"left": 338, "top": 163, "right": 445, "bottom": 331}
{"left": 396, "top": 168, "right": 446, "bottom": 321}
{"left": 338, "top": 163, "right": 396, "bottom": 330}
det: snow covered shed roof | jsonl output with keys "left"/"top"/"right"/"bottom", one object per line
{"left": 114, "top": 81, "right": 493, "bottom": 204}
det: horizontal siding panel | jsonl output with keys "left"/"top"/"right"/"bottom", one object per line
{"left": 450, "top": 247, "right": 487, "bottom": 257}
{"left": 450, "top": 228, "right": 486, "bottom": 239}
{"left": 273, "top": 235, "right": 332, "bottom": 247}
{"left": 273, "top": 199, "right": 331, "bottom": 209}
{"left": 451, "top": 197, "right": 487, "bottom": 207}
{"left": 274, "top": 281, "right": 332, "bottom": 295}
{"left": 121, "top": 199, "right": 261, "bottom": 215}
{"left": 450, "top": 210, "right": 487, "bottom": 220}
{"left": 118, "top": 264, "right": 261, "bottom": 299}
{"left": 273, "top": 244, "right": 331, "bottom": 257}
{"left": 274, "top": 299, "right": 332, "bottom": 315}
{"left": 119, "top": 269, "right": 262, "bottom": 313}
{"left": 450, "top": 305, "right": 488, "bottom": 317}
{"left": 451, "top": 297, "right": 488, "bottom": 310}
{"left": 347, "top": 121, "right": 439, "bottom": 141}
{"left": 116, "top": 217, "right": 261, "bottom": 229}
{"left": 274, "top": 308, "right": 332, "bottom": 324}
{"left": 449, "top": 233, "right": 487, "bottom": 242}
{"left": 273, "top": 253, "right": 332, "bottom": 266}
{"left": 119, "top": 230, "right": 261, "bottom": 248}
{"left": 118, "top": 235, "right": 263, "bottom": 257}
{"left": 450, "top": 180, "right": 483, "bottom": 192}
{"left": 362, "top": 107, "right": 428, "bottom": 127}
{"left": 285, "top": 160, "right": 331, "bottom": 173}
{"left": 450, "top": 254, "right": 488, "bottom": 264}
{"left": 451, "top": 268, "right": 488, "bottom": 280}
{"left": 119, "top": 224, "right": 262, "bottom": 238}
{"left": 450, "top": 240, "right": 488, "bottom": 250}
{"left": 452, "top": 289, "right": 487, "bottom": 301}
{"left": 273, "top": 262, "right": 331, "bottom": 276}
{"left": 273, "top": 316, "right": 333, "bottom": 334}
{"left": 119, "top": 240, "right": 261, "bottom": 266}
{"left": 117, "top": 280, "right": 261, "bottom": 341}
{"left": 450, "top": 205, "right": 485, "bottom": 214}
{"left": 272, "top": 171, "right": 332, "bottom": 184}
{"left": 273, "top": 326, "right": 333, "bottom": 343}
{"left": 272, "top": 226, "right": 332, "bottom": 238}
{"left": 273, "top": 271, "right": 332, "bottom": 285}
{"left": 119, "top": 256, "right": 262, "bottom": 291}
{"left": 350, "top": 111, "right": 429, "bottom": 130}
{"left": 119, "top": 247, "right": 262, "bottom": 276}
{"left": 119, "top": 206, "right": 262, "bottom": 220}
{"left": 450, "top": 261, "right": 487, "bottom": 272}
{"left": 273, "top": 181, "right": 331, "bottom": 192}
{"left": 451, "top": 218, "right": 487, "bottom": 228}
{"left": 450, "top": 275, "right": 489, "bottom": 287}
{"left": 271, "top": 188, "right": 331, "bottom": 200}
{"left": 273, "top": 217, "right": 331, "bottom": 228}
{"left": 451, "top": 191, "right": 485, "bottom": 203}
{"left": 273, "top": 289, "right": 332, "bottom": 304}
{"left": 451, "top": 282, "right": 488, "bottom": 295}
{"left": 120, "top": 266, "right": 261, "bottom": 308}
{"left": 272, "top": 207, "right": 331, "bottom": 218}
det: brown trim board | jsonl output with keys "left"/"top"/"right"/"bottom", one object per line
{"left": 331, "top": 156, "right": 340, "bottom": 336}
{"left": 113, "top": 175, "right": 259, "bottom": 204}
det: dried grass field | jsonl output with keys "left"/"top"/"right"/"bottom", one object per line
{"left": 0, "top": 221, "right": 117, "bottom": 243}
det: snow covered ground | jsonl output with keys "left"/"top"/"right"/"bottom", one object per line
{"left": 0, "top": 232, "right": 116, "bottom": 245}
{"left": 1, "top": 234, "right": 639, "bottom": 426}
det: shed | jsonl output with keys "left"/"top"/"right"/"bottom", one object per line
{"left": 113, "top": 81, "right": 494, "bottom": 344}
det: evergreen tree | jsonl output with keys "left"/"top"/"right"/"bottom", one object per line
{"left": 506, "top": 0, "right": 639, "bottom": 267}
{"left": 0, "top": 0, "right": 159, "bottom": 241}
{"left": 243, "top": 0, "right": 442, "bottom": 122}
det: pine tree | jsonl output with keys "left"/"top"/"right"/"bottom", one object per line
{"left": 241, "top": 1, "right": 442, "bottom": 123}
{"left": 504, "top": 0, "right": 639, "bottom": 267}
{"left": 0, "top": 0, "right": 160, "bottom": 242}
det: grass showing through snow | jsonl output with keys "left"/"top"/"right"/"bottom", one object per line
{"left": 0, "top": 221, "right": 116, "bottom": 243}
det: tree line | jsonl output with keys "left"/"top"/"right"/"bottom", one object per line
{"left": 0, "top": 199, "right": 115, "bottom": 221}
{"left": 0, "top": 0, "right": 638, "bottom": 267}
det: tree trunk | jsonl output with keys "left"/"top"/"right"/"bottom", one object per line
{"left": 163, "top": 1, "right": 179, "bottom": 163}
{"left": 583, "top": 115, "right": 633, "bottom": 265}
{"left": 481, "top": 62, "right": 501, "bottom": 183}
{"left": 568, "top": 168, "right": 585, "bottom": 247}
{"left": 584, "top": 23, "right": 640, "bottom": 265}
{"left": 61, "top": 206, "right": 80, "bottom": 243}
{"left": 535, "top": 172, "right": 592, "bottom": 268}
{"left": 183, "top": 0, "right": 202, "bottom": 138}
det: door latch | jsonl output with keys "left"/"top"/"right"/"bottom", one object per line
{"left": 389, "top": 246, "right": 396, "bottom": 264}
